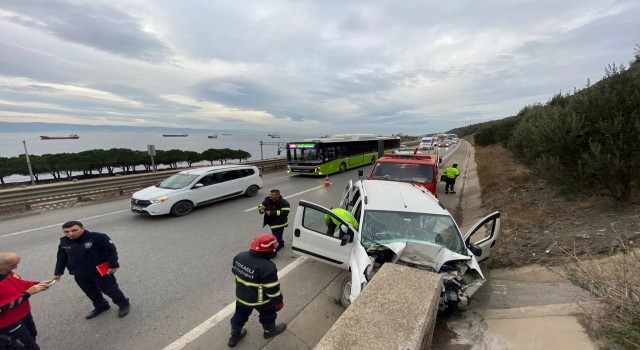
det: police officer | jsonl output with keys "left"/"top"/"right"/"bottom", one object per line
{"left": 228, "top": 234, "right": 286, "bottom": 347}
{"left": 54, "top": 221, "right": 130, "bottom": 319}
{"left": 258, "top": 189, "right": 290, "bottom": 253}
{"left": 324, "top": 207, "right": 359, "bottom": 236}
{"left": 444, "top": 163, "right": 460, "bottom": 194}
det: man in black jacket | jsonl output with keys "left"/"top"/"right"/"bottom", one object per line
{"left": 228, "top": 234, "right": 286, "bottom": 347}
{"left": 258, "top": 189, "right": 290, "bottom": 253}
{"left": 54, "top": 221, "right": 130, "bottom": 319}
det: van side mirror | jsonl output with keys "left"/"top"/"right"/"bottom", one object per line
{"left": 193, "top": 183, "right": 204, "bottom": 189}
{"left": 468, "top": 243, "right": 482, "bottom": 257}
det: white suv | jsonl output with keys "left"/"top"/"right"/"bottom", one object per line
{"left": 292, "top": 179, "right": 500, "bottom": 311}
{"left": 131, "top": 165, "right": 262, "bottom": 216}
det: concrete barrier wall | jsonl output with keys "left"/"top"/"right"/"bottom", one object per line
{"left": 314, "top": 263, "right": 442, "bottom": 350}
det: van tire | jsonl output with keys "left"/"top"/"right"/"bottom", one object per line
{"left": 340, "top": 274, "right": 352, "bottom": 308}
{"left": 245, "top": 185, "right": 259, "bottom": 197}
{"left": 339, "top": 162, "right": 347, "bottom": 173}
{"left": 170, "top": 201, "right": 194, "bottom": 217}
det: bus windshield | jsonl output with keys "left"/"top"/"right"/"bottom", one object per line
{"left": 287, "top": 143, "right": 323, "bottom": 162}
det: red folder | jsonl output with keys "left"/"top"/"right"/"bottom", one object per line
{"left": 96, "top": 262, "right": 110, "bottom": 276}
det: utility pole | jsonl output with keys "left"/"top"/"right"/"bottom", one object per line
{"left": 258, "top": 141, "right": 288, "bottom": 160}
{"left": 22, "top": 140, "right": 35, "bottom": 186}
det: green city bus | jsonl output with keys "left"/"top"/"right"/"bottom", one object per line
{"left": 286, "top": 134, "right": 401, "bottom": 175}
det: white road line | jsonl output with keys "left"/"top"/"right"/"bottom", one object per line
{"left": 162, "top": 256, "right": 308, "bottom": 350}
{"left": 243, "top": 185, "right": 325, "bottom": 212}
{"left": 0, "top": 209, "right": 131, "bottom": 238}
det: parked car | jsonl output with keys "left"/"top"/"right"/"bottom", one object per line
{"left": 292, "top": 180, "right": 500, "bottom": 311}
{"left": 130, "top": 165, "right": 262, "bottom": 216}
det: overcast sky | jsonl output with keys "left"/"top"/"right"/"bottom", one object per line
{"left": 0, "top": 0, "right": 638, "bottom": 135}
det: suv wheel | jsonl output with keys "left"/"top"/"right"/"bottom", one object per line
{"left": 339, "top": 162, "right": 347, "bottom": 173}
{"left": 340, "top": 273, "right": 352, "bottom": 308}
{"left": 245, "top": 185, "right": 259, "bottom": 197}
{"left": 170, "top": 200, "right": 194, "bottom": 217}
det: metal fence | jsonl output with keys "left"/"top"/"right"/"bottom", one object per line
{"left": 0, "top": 158, "right": 288, "bottom": 215}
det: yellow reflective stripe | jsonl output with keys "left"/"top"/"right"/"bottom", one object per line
{"left": 263, "top": 280, "right": 280, "bottom": 288}
{"left": 258, "top": 204, "right": 265, "bottom": 209}
{"left": 236, "top": 297, "right": 272, "bottom": 306}
{"left": 276, "top": 210, "right": 280, "bottom": 216}
{"left": 236, "top": 275, "right": 280, "bottom": 288}
{"left": 281, "top": 208, "right": 290, "bottom": 212}
{"left": 270, "top": 222, "right": 288, "bottom": 229}
{"left": 265, "top": 291, "right": 281, "bottom": 298}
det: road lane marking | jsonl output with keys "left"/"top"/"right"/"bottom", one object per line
{"left": 0, "top": 209, "right": 130, "bottom": 238}
{"left": 162, "top": 256, "right": 308, "bottom": 350}
{"left": 243, "top": 185, "right": 325, "bottom": 212}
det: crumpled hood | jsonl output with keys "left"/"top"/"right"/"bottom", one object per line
{"left": 380, "top": 241, "right": 471, "bottom": 272}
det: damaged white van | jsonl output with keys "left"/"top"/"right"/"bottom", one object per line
{"left": 292, "top": 180, "right": 500, "bottom": 311}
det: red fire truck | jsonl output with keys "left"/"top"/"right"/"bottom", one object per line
{"left": 362, "top": 149, "right": 441, "bottom": 196}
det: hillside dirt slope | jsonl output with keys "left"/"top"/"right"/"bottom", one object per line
{"left": 474, "top": 141, "right": 640, "bottom": 349}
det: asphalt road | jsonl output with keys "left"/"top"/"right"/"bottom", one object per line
{"left": 1, "top": 147, "right": 456, "bottom": 350}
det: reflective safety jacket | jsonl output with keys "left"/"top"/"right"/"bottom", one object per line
{"left": 232, "top": 251, "right": 283, "bottom": 307}
{"left": 259, "top": 196, "right": 291, "bottom": 229}
{"left": 324, "top": 208, "right": 359, "bottom": 230}
{"left": 445, "top": 167, "right": 460, "bottom": 179}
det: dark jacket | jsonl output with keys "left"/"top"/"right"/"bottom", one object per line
{"left": 259, "top": 196, "right": 290, "bottom": 229}
{"left": 232, "top": 251, "right": 282, "bottom": 307}
{"left": 54, "top": 230, "right": 120, "bottom": 276}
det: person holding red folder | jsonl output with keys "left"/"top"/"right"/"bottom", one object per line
{"left": 54, "top": 221, "right": 130, "bottom": 319}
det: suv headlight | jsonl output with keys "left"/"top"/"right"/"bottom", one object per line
{"left": 151, "top": 196, "right": 170, "bottom": 203}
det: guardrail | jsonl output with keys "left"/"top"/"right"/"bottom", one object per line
{"left": 0, "top": 158, "right": 288, "bottom": 215}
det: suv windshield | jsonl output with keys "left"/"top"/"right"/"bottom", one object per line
{"left": 158, "top": 174, "right": 199, "bottom": 189}
{"left": 361, "top": 210, "right": 464, "bottom": 254}
{"left": 370, "top": 163, "right": 433, "bottom": 183}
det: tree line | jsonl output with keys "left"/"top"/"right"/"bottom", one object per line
{"left": 0, "top": 148, "right": 252, "bottom": 185}
{"left": 452, "top": 46, "right": 640, "bottom": 203}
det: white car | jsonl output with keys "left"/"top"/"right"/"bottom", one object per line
{"left": 292, "top": 180, "right": 500, "bottom": 311}
{"left": 131, "top": 165, "right": 263, "bottom": 216}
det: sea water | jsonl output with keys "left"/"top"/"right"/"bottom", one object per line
{"left": 0, "top": 132, "right": 313, "bottom": 183}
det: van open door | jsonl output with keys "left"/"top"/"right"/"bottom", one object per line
{"left": 462, "top": 211, "right": 501, "bottom": 262}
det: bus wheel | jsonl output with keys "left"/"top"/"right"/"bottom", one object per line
{"left": 339, "top": 162, "right": 346, "bottom": 173}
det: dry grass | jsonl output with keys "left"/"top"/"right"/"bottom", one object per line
{"left": 472, "top": 139, "right": 640, "bottom": 349}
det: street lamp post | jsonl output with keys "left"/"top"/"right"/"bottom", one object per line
{"left": 22, "top": 140, "right": 35, "bottom": 186}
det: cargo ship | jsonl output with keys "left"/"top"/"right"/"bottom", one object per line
{"left": 162, "top": 134, "right": 188, "bottom": 137}
{"left": 40, "top": 134, "right": 79, "bottom": 140}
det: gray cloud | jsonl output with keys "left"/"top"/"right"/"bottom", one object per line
{"left": 1, "top": 0, "right": 170, "bottom": 61}
{"left": 0, "top": 0, "right": 638, "bottom": 135}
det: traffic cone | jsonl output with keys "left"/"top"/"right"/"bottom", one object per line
{"left": 324, "top": 175, "right": 331, "bottom": 187}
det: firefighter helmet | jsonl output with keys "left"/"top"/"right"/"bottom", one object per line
{"left": 249, "top": 233, "right": 279, "bottom": 253}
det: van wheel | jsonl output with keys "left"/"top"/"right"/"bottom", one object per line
{"left": 339, "top": 162, "right": 347, "bottom": 173}
{"left": 340, "top": 274, "right": 352, "bottom": 308}
{"left": 245, "top": 185, "right": 259, "bottom": 197}
{"left": 170, "top": 201, "right": 194, "bottom": 217}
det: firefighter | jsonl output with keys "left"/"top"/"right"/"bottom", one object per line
{"left": 258, "top": 189, "right": 290, "bottom": 253}
{"left": 228, "top": 234, "right": 286, "bottom": 347}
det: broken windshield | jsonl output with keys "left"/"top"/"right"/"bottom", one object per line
{"left": 361, "top": 210, "right": 464, "bottom": 254}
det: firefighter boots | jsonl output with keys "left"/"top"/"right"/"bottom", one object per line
{"left": 227, "top": 327, "right": 247, "bottom": 347}
{"left": 262, "top": 322, "right": 287, "bottom": 339}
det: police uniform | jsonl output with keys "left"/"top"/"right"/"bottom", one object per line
{"left": 54, "top": 230, "right": 129, "bottom": 313}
